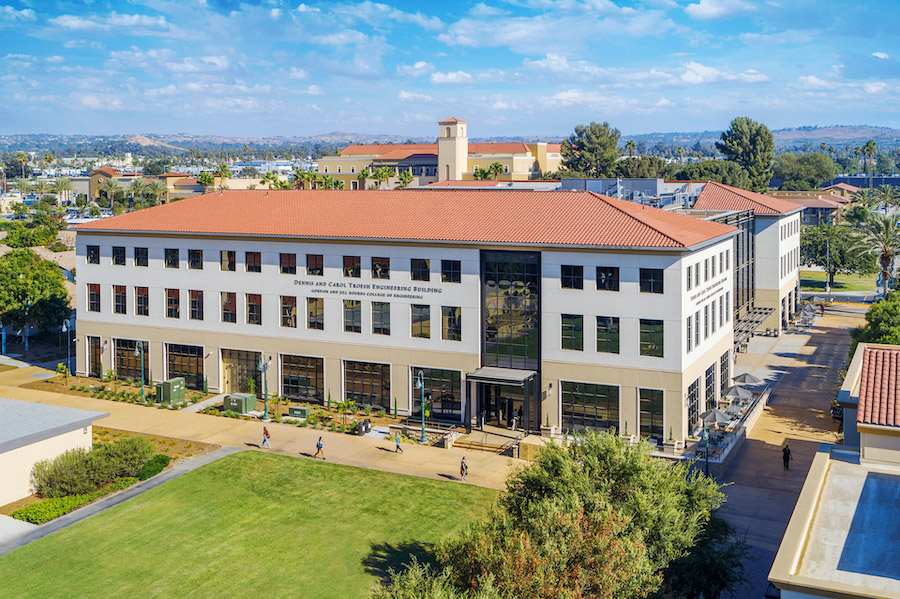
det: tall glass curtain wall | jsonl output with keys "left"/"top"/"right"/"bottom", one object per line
{"left": 713, "top": 210, "right": 755, "bottom": 319}
{"left": 481, "top": 251, "right": 541, "bottom": 371}
{"left": 409, "top": 367, "right": 462, "bottom": 420}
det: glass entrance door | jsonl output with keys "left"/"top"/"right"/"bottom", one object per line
{"left": 478, "top": 384, "right": 526, "bottom": 430}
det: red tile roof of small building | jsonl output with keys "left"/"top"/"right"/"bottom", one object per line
{"left": 72, "top": 189, "right": 736, "bottom": 249}
{"left": 174, "top": 178, "right": 198, "bottom": 185}
{"left": 338, "top": 142, "right": 537, "bottom": 159}
{"left": 782, "top": 196, "right": 843, "bottom": 209}
{"left": 468, "top": 142, "right": 531, "bottom": 154}
{"left": 547, "top": 143, "right": 562, "bottom": 152}
{"left": 822, "top": 183, "right": 860, "bottom": 193}
{"left": 439, "top": 117, "right": 466, "bottom": 123}
{"left": 858, "top": 346, "right": 900, "bottom": 427}
{"left": 693, "top": 181, "right": 803, "bottom": 215}
{"left": 157, "top": 172, "right": 189, "bottom": 178}
{"left": 91, "top": 167, "right": 120, "bottom": 177}
{"left": 339, "top": 143, "right": 436, "bottom": 156}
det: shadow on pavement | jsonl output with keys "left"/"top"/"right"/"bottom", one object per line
{"left": 362, "top": 540, "right": 435, "bottom": 585}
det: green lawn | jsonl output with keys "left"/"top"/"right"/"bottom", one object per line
{"left": 800, "top": 270, "right": 877, "bottom": 292}
{"left": 0, "top": 452, "right": 496, "bottom": 598}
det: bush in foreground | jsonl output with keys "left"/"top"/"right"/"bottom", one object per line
{"left": 137, "top": 454, "right": 171, "bottom": 480}
{"left": 13, "top": 477, "right": 138, "bottom": 524}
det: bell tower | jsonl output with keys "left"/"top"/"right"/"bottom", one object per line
{"left": 437, "top": 117, "right": 468, "bottom": 181}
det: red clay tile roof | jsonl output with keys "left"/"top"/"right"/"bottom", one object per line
{"left": 73, "top": 190, "right": 736, "bottom": 249}
{"left": 547, "top": 143, "right": 562, "bottom": 152}
{"left": 821, "top": 193, "right": 850, "bottom": 204}
{"left": 781, "top": 196, "right": 843, "bottom": 209}
{"left": 157, "top": 172, "right": 189, "bottom": 178}
{"left": 468, "top": 142, "right": 530, "bottom": 154}
{"left": 858, "top": 346, "right": 900, "bottom": 427}
{"left": 439, "top": 117, "right": 466, "bottom": 123}
{"left": 425, "top": 181, "right": 503, "bottom": 187}
{"left": 340, "top": 143, "right": 435, "bottom": 156}
{"left": 91, "top": 167, "right": 120, "bottom": 177}
{"left": 822, "top": 183, "right": 860, "bottom": 193}
{"left": 338, "top": 142, "right": 536, "bottom": 159}
{"left": 693, "top": 182, "right": 803, "bottom": 215}
{"left": 174, "top": 178, "right": 199, "bottom": 185}
{"left": 374, "top": 148, "right": 438, "bottom": 161}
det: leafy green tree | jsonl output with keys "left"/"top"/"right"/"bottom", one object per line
{"left": 672, "top": 161, "right": 751, "bottom": 189}
{"left": 488, "top": 162, "right": 504, "bottom": 180}
{"left": 800, "top": 224, "right": 875, "bottom": 286}
{"left": 197, "top": 172, "right": 214, "bottom": 192}
{"left": 10, "top": 201, "right": 28, "bottom": 218}
{"left": 213, "top": 164, "right": 232, "bottom": 190}
{"left": 0, "top": 248, "right": 70, "bottom": 333}
{"left": 774, "top": 152, "right": 835, "bottom": 190}
{"left": 851, "top": 213, "right": 900, "bottom": 291}
{"left": 614, "top": 156, "right": 670, "bottom": 179}
{"left": 850, "top": 293, "right": 900, "bottom": 356}
{"left": 398, "top": 170, "right": 414, "bottom": 188}
{"left": 472, "top": 167, "right": 491, "bottom": 181}
{"left": 239, "top": 166, "right": 261, "bottom": 178}
{"left": 561, "top": 121, "right": 621, "bottom": 177}
{"left": 715, "top": 117, "right": 775, "bottom": 192}
{"left": 142, "top": 158, "right": 169, "bottom": 176}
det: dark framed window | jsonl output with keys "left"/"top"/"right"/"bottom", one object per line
{"left": 686, "top": 265, "right": 692, "bottom": 291}
{"left": 132, "top": 287, "right": 148, "bottom": 318}
{"left": 639, "top": 388, "right": 664, "bottom": 439}
{"left": 694, "top": 311, "right": 700, "bottom": 347}
{"left": 686, "top": 316, "right": 693, "bottom": 352}
{"left": 343, "top": 256, "right": 360, "bottom": 278}
{"left": 596, "top": 266, "right": 619, "bottom": 291}
{"left": 344, "top": 360, "right": 390, "bottom": 409}
{"left": 164, "top": 248, "right": 179, "bottom": 269}
{"left": 166, "top": 344, "right": 204, "bottom": 390}
{"left": 112, "top": 246, "right": 125, "bottom": 266}
{"left": 88, "top": 283, "right": 100, "bottom": 312}
{"left": 704, "top": 259, "right": 709, "bottom": 281}
{"left": 561, "top": 265, "right": 583, "bottom": 289}
{"left": 442, "top": 306, "right": 462, "bottom": 341}
{"left": 688, "top": 379, "right": 701, "bottom": 436}
{"left": 221, "top": 292, "right": 237, "bottom": 323}
{"left": 704, "top": 305, "right": 709, "bottom": 339}
{"left": 639, "top": 319, "right": 664, "bottom": 357}
{"left": 482, "top": 250, "right": 540, "bottom": 371}
{"left": 307, "top": 254, "right": 323, "bottom": 276}
{"left": 114, "top": 285, "right": 126, "bottom": 314}
{"left": 221, "top": 349, "right": 261, "bottom": 394}
{"left": 441, "top": 260, "right": 461, "bottom": 283}
{"left": 87, "top": 245, "right": 99, "bottom": 264}
{"left": 188, "top": 249, "right": 203, "bottom": 270}
{"left": 372, "top": 257, "right": 390, "bottom": 279}
{"left": 220, "top": 250, "right": 235, "bottom": 271}
{"left": 411, "top": 304, "right": 430, "bottom": 338}
{"left": 281, "top": 296, "right": 297, "bottom": 328}
{"left": 190, "top": 290, "right": 203, "bottom": 320}
{"left": 246, "top": 252, "right": 261, "bottom": 273}
{"left": 411, "top": 258, "right": 430, "bottom": 281}
{"left": 596, "top": 316, "right": 620, "bottom": 354}
{"left": 705, "top": 365, "right": 716, "bottom": 410}
{"left": 166, "top": 288, "right": 180, "bottom": 319}
{"left": 282, "top": 355, "right": 324, "bottom": 402}
{"left": 372, "top": 301, "right": 390, "bottom": 335}
{"left": 134, "top": 247, "right": 148, "bottom": 267}
{"left": 719, "top": 351, "right": 730, "bottom": 396}
{"left": 114, "top": 339, "right": 149, "bottom": 382}
{"left": 561, "top": 314, "right": 583, "bottom": 350}
{"left": 307, "top": 297, "right": 324, "bottom": 330}
{"left": 639, "top": 268, "right": 664, "bottom": 294}
{"left": 87, "top": 336, "right": 101, "bottom": 378}
{"left": 247, "top": 293, "right": 262, "bottom": 325}
{"left": 343, "top": 300, "right": 361, "bottom": 333}
{"left": 410, "top": 367, "right": 462, "bottom": 420}
{"left": 280, "top": 253, "right": 296, "bottom": 274}
{"left": 562, "top": 381, "right": 619, "bottom": 433}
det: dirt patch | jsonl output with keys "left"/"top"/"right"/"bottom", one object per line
{"left": 92, "top": 427, "right": 219, "bottom": 461}
{"left": 0, "top": 364, "right": 16, "bottom": 374}
{"left": 0, "top": 494, "right": 41, "bottom": 516}
{"left": 22, "top": 374, "right": 214, "bottom": 405}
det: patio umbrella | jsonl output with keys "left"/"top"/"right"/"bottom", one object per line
{"left": 700, "top": 409, "right": 731, "bottom": 427}
{"left": 725, "top": 402, "right": 743, "bottom": 416}
{"left": 812, "top": 296, "right": 825, "bottom": 303}
{"left": 724, "top": 385, "right": 754, "bottom": 401}
{"left": 732, "top": 372, "right": 762, "bottom": 385}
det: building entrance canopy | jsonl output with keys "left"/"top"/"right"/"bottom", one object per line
{"left": 467, "top": 366, "right": 537, "bottom": 386}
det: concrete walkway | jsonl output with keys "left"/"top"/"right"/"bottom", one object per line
{"left": 0, "top": 446, "right": 242, "bottom": 556}
{"left": 0, "top": 370, "right": 523, "bottom": 492}
{"left": 180, "top": 392, "right": 226, "bottom": 413}
{"left": 719, "top": 306, "right": 865, "bottom": 596}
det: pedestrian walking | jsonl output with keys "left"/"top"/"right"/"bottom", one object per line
{"left": 261, "top": 426, "right": 271, "bottom": 449}
{"left": 314, "top": 436, "right": 325, "bottom": 460}
{"left": 510, "top": 411, "right": 518, "bottom": 431}
{"left": 782, "top": 445, "right": 792, "bottom": 470}
{"left": 395, "top": 433, "right": 404, "bottom": 453}
{"left": 460, "top": 456, "right": 468, "bottom": 482}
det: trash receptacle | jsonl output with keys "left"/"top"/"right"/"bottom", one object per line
{"left": 363, "top": 418, "right": 371, "bottom": 434}
{"left": 356, "top": 421, "right": 366, "bottom": 435}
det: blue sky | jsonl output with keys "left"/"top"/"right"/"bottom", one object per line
{"left": 1, "top": 0, "right": 899, "bottom": 137}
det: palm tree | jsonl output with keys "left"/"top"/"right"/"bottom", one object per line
{"left": 213, "top": 164, "right": 232, "bottom": 190}
{"left": 301, "top": 169, "right": 317, "bottom": 190}
{"left": 852, "top": 188, "right": 878, "bottom": 207}
{"left": 197, "top": 172, "right": 214, "bottom": 193}
{"left": 488, "top": 162, "right": 504, "bottom": 180}
{"left": 43, "top": 153, "right": 55, "bottom": 168}
{"left": 31, "top": 179, "right": 49, "bottom": 199}
{"left": 625, "top": 140, "right": 636, "bottom": 157}
{"left": 854, "top": 147, "right": 863, "bottom": 174}
{"left": 261, "top": 171, "right": 278, "bottom": 189}
{"left": 16, "top": 152, "right": 28, "bottom": 177}
{"left": 373, "top": 166, "right": 392, "bottom": 190}
{"left": 146, "top": 179, "right": 167, "bottom": 205}
{"left": 356, "top": 170, "right": 368, "bottom": 191}
{"left": 876, "top": 184, "right": 899, "bottom": 208}
{"left": 398, "top": 170, "right": 413, "bottom": 189}
{"left": 128, "top": 178, "right": 146, "bottom": 201}
{"left": 853, "top": 213, "right": 900, "bottom": 292}
{"left": 50, "top": 177, "right": 73, "bottom": 205}
{"left": 99, "top": 178, "right": 121, "bottom": 206}
{"left": 844, "top": 204, "right": 872, "bottom": 227}
{"left": 677, "top": 147, "right": 685, "bottom": 162}
{"left": 863, "top": 139, "right": 878, "bottom": 190}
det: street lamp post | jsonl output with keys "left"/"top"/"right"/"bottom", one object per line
{"left": 701, "top": 425, "right": 710, "bottom": 475}
{"left": 825, "top": 237, "right": 831, "bottom": 301}
{"left": 24, "top": 299, "right": 30, "bottom": 352}
{"left": 61, "top": 321, "right": 70, "bottom": 383}
{"left": 133, "top": 343, "right": 145, "bottom": 404}
{"left": 258, "top": 355, "right": 269, "bottom": 421}
{"left": 415, "top": 370, "right": 426, "bottom": 443}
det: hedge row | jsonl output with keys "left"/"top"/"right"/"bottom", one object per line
{"left": 12, "top": 477, "right": 138, "bottom": 525}
{"left": 136, "top": 454, "right": 171, "bottom": 481}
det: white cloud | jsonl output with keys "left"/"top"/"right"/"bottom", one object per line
{"left": 864, "top": 82, "right": 886, "bottom": 93}
{"left": 299, "top": 85, "right": 325, "bottom": 95}
{"left": 332, "top": 2, "right": 443, "bottom": 31}
{"left": 468, "top": 2, "right": 505, "bottom": 17}
{"left": 44, "top": 55, "right": 64, "bottom": 64}
{"left": 63, "top": 39, "right": 103, "bottom": 49}
{"left": 50, "top": 12, "right": 180, "bottom": 36}
{"left": 739, "top": 29, "right": 820, "bottom": 45}
{"left": 296, "top": 4, "right": 320, "bottom": 13}
{"left": 398, "top": 90, "right": 433, "bottom": 102}
{"left": 0, "top": 5, "right": 35, "bottom": 22}
{"left": 546, "top": 89, "right": 608, "bottom": 107}
{"left": 396, "top": 61, "right": 434, "bottom": 77}
{"left": 288, "top": 67, "right": 309, "bottom": 80}
{"left": 797, "top": 75, "right": 832, "bottom": 90}
{"left": 309, "top": 29, "right": 371, "bottom": 46}
{"left": 430, "top": 70, "right": 472, "bottom": 84}
{"left": 70, "top": 92, "right": 123, "bottom": 110}
{"left": 681, "top": 61, "right": 768, "bottom": 84}
{"left": 165, "top": 56, "right": 230, "bottom": 73}
{"left": 873, "top": 52, "right": 890, "bottom": 60}
{"left": 684, "top": 0, "right": 754, "bottom": 20}
{"left": 524, "top": 54, "right": 605, "bottom": 79}
{"left": 3, "top": 53, "right": 35, "bottom": 62}
{"left": 270, "top": 8, "right": 282, "bottom": 19}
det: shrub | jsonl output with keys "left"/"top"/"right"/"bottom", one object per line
{"left": 364, "top": 405, "right": 373, "bottom": 416}
{"left": 137, "top": 454, "right": 171, "bottom": 480}
{"left": 96, "top": 436, "right": 154, "bottom": 478}
{"left": 377, "top": 409, "right": 386, "bottom": 418}
{"left": 31, "top": 448, "right": 96, "bottom": 498}
{"left": 13, "top": 477, "right": 139, "bottom": 524}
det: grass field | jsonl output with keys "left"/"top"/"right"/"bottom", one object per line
{"left": 799, "top": 270, "right": 877, "bottom": 292}
{"left": 0, "top": 452, "right": 496, "bottom": 598}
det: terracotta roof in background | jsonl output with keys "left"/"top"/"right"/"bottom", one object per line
{"left": 781, "top": 196, "right": 843, "bottom": 209}
{"left": 693, "top": 181, "right": 803, "bottom": 215}
{"left": 468, "top": 142, "right": 530, "bottom": 154}
{"left": 339, "top": 144, "right": 435, "bottom": 156}
{"left": 821, "top": 193, "right": 851, "bottom": 204}
{"left": 91, "top": 167, "right": 120, "bottom": 177}
{"left": 157, "top": 172, "right": 189, "bottom": 178}
{"left": 822, "top": 183, "right": 860, "bottom": 192}
{"left": 547, "top": 143, "right": 562, "bottom": 152}
{"left": 72, "top": 190, "right": 736, "bottom": 249}
{"left": 338, "top": 142, "right": 538, "bottom": 159}
{"left": 858, "top": 346, "right": 900, "bottom": 427}
{"left": 374, "top": 148, "right": 439, "bottom": 161}
{"left": 439, "top": 117, "right": 466, "bottom": 123}
{"left": 174, "top": 178, "right": 199, "bottom": 185}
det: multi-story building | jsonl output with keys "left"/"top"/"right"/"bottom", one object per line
{"left": 693, "top": 182, "right": 803, "bottom": 333}
{"left": 316, "top": 118, "right": 562, "bottom": 189}
{"left": 89, "top": 168, "right": 204, "bottom": 202}
{"left": 73, "top": 189, "right": 738, "bottom": 444}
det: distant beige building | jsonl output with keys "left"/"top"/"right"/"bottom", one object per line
{"left": 317, "top": 117, "right": 562, "bottom": 189}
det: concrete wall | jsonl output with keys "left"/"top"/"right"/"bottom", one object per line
{"left": 860, "top": 426, "right": 900, "bottom": 466}
{"left": 0, "top": 426, "right": 93, "bottom": 505}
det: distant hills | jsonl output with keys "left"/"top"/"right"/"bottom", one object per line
{"left": 1, "top": 125, "right": 899, "bottom": 156}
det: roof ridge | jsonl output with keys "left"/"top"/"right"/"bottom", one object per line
{"left": 589, "top": 192, "right": 687, "bottom": 248}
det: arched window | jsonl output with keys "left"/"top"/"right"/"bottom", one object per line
{"left": 445, "top": 164, "right": 450, "bottom": 179}
{"left": 445, "top": 127, "right": 451, "bottom": 137}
